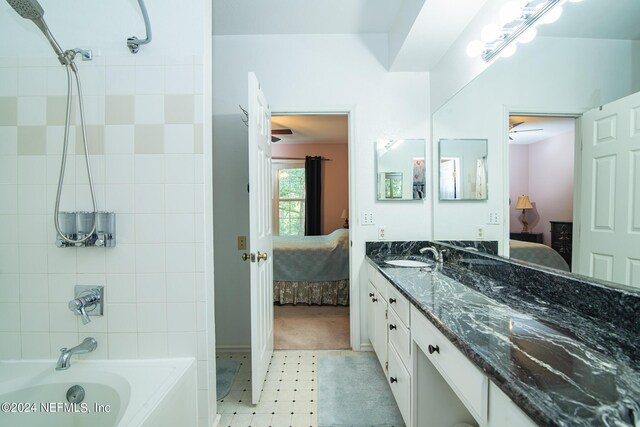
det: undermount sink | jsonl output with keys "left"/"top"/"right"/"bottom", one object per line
{"left": 385, "top": 259, "right": 432, "bottom": 268}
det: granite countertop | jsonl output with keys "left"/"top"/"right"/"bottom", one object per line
{"left": 366, "top": 255, "right": 640, "bottom": 427}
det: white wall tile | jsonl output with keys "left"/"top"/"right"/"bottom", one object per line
{"left": 18, "top": 214, "right": 47, "bottom": 243}
{"left": 81, "top": 96, "right": 106, "bottom": 125}
{"left": 18, "top": 68, "right": 47, "bottom": 96}
{"left": 136, "top": 273, "right": 166, "bottom": 303}
{"left": 0, "top": 215, "right": 19, "bottom": 245}
{"left": 108, "top": 333, "right": 138, "bottom": 358}
{"left": 47, "top": 246, "right": 77, "bottom": 274}
{"left": 135, "top": 214, "right": 165, "bottom": 243}
{"left": 105, "top": 66, "right": 135, "bottom": 95}
{"left": 48, "top": 274, "right": 77, "bottom": 303}
{"left": 46, "top": 67, "right": 67, "bottom": 96}
{"left": 105, "top": 273, "right": 136, "bottom": 303}
{"left": 135, "top": 154, "right": 165, "bottom": 183}
{"left": 165, "top": 184, "right": 194, "bottom": 213}
{"left": 0, "top": 156, "right": 17, "bottom": 184}
{"left": 165, "top": 214, "right": 195, "bottom": 243}
{"left": 167, "top": 331, "right": 197, "bottom": 357}
{"left": 135, "top": 66, "right": 164, "bottom": 95}
{"left": 49, "top": 304, "right": 79, "bottom": 333}
{"left": 0, "top": 68, "right": 18, "bottom": 96}
{"left": 166, "top": 273, "right": 195, "bottom": 302}
{"left": 0, "top": 333, "right": 21, "bottom": 359}
{"left": 49, "top": 332, "right": 80, "bottom": 356}
{"left": 18, "top": 156, "right": 46, "bottom": 184}
{"left": 165, "top": 65, "right": 194, "bottom": 94}
{"left": 18, "top": 187, "right": 47, "bottom": 215}
{"left": 165, "top": 243, "right": 195, "bottom": 273}
{"left": 134, "top": 184, "right": 164, "bottom": 213}
{"left": 19, "top": 244, "right": 47, "bottom": 273}
{"left": 105, "top": 244, "right": 136, "bottom": 273}
{"left": 165, "top": 154, "right": 194, "bottom": 182}
{"left": 107, "top": 303, "right": 137, "bottom": 333}
{"left": 138, "top": 332, "right": 168, "bottom": 357}
{"left": 80, "top": 67, "right": 106, "bottom": 96}
{"left": 76, "top": 248, "right": 106, "bottom": 274}
{"left": 167, "top": 302, "right": 196, "bottom": 332}
{"left": 0, "top": 274, "right": 20, "bottom": 302}
{"left": 17, "top": 97, "right": 46, "bottom": 125}
{"left": 19, "top": 274, "right": 48, "bottom": 302}
{"left": 135, "top": 244, "right": 165, "bottom": 273}
{"left": 135, "top": 95, "right": 164, "bottom": 124}
{"left": 0, "top": 244, "right": 20, "bottom": 273}
{"left": 47, "top": 150, "right": 75, "bottom": 181}
{"left": 164, "top": 125, "right": 194, "bottom": 154}
{"left": 21, "top": 332, "right": 50, "bottom": 358}
{"left": 0, "top": 302, "right": 21, "bottom": 331}
{"left": 20, "top": 302, "right": 49, "bottom": 332}
{"left": 104, "top": 125, "right": 135, "bottom": 154}
{"left": 79, "top": 312, "right": 107, "bottom": 333}
{"left": 115, "top": 213, "right": 135, "bottom": 243}
{"left": 137, "top": 303, "right": 167, "bottom": 332}
{"left": 0, "top": 127, "right": 18, "bottom": 155}
{"left": 105, "top": 184, "right": 134, "bottom": 213}
{"left": 105, "top": 155, "right": 134, "bottom": 184}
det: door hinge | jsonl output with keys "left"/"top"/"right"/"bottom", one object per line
{"left": 385, "top": 308, "right": 388, "bottom": 320}
{"left": 385, "top": 361, "right": 388, "bottom": 371}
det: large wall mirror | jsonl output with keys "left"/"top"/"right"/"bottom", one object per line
{"left": 376, "top": 139, "right": 426, "bottom": 201}
{"left": 439, "top": 139, "right": 487, "bottom": 201}
{"left": 432, "top": 0, "right": 640, "bottom": 290}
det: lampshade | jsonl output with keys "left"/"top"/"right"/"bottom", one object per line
{"left": 515, "top": 195, "right": 533, "bottom": 210}
{"left": 341, "top": 209, "right": 349, "bottom": 219}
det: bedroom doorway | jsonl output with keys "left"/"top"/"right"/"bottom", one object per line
{"left": 270, "top": 113, "right": 351, "bottom": 350}
{"left": 507, "top": 114, "right": 577, "bottom": 272}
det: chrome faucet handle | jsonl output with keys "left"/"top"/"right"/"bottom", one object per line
{"left": 68, "top": 288, "right": 103, "bottom": 325}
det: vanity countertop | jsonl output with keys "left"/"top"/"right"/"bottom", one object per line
{"left": 366, "top": 255, "right": 640, "bottom": 427}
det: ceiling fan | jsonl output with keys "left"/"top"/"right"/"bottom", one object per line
{"left": 271, "top": 128, "right": 292, "bottom": 142}
{"left": 509, "top": 121, "right": 543, "bottom": 141}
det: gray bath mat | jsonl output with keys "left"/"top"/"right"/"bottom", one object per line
{"left": 318, "top": 353, "right": 405, "bottom": 427}
{"left": 216, "top": 359, "right": 241, "bottom": 401}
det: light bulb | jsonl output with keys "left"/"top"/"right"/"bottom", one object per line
{"left": 540, "top": 5, "right": 563, "bottom": 24}
{"left": 568, "top": 0, "right": 583, "bottom": 2}
{"left": 499, "top": 1, "right": 524, "bottom": 24}
{"left": 500, "top": 43, "right": 517, "bottom": 58}
{"left": 466, "top": 40, "right": 485, "bottom": 57}
{"left": 481, "top": 24, "right": 501, "bottom": 43}
{"left": 519, "top": 27, "right": 537, "bottom": 44}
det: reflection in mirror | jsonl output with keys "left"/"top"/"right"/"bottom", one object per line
{"left": 439, "top": 139, "right": 487, "bottom": 200}
{"left": 431, "top": 0, "right": 640, "bottom": 289}
{"left": 376, "top": 139, "right": 425, "bottom": 200}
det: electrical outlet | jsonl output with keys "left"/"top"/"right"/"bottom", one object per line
{"left": 361, "top": 211, "right": 375, "bottom": 225}
{"left": 237, "top": 236, "right": 247, "bottom": 250}
{"left": 488, "top": 211, "right": 501, "bottom": 224}
{"left": 476, "top": 226, "right": 484, "bottom": 239}
{"left": 378, "top": 226, "right": 386, "bottom": 240}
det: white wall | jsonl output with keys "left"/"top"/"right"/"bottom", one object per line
{"left": 432, "top": 37, "right": 638, "bottom": 254}
{"left": 213, "top": 34, "right": 430, "bottom": 349}
{"left": 0, "top": 2, "right": 214, "bottom": 426}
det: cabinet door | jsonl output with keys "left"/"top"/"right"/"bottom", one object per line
{"left": 367, "top": 282, "right": 377, "bottom": 351}
{"left": 374, "top": 287, "right": 388, "bottom": 369}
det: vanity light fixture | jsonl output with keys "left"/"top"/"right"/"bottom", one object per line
{"left": 467, "top": 0, "right": 582, "bottom": 63}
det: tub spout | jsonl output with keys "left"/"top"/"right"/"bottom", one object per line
{"left": 56, "top": 337, "right": 97, "bottom": 370}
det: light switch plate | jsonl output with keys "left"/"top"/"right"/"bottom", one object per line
{"left": 361, "top": 211, "right": 375, "bottom": 225}
{"left": 237, "top": 236, "right": 247, "bottom": 250}
{"left": 488, "top": 211, "right": 501, "bottom": 225}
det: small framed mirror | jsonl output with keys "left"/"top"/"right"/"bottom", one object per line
{"left": 376, "top": 139, "right": 426, "bottom": 201}
{"left": 439, "top": 138, "right": 488, "bottom": 201}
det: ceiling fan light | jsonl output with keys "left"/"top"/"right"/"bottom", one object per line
{"left": 499, "top": 1, "right": 524, "bottom": 25}
{"left": 466, "top": 40, "right": 485, "bottom": 57}
{"left": 519, "top": 26, "right": 537, "bottom": 43}
{"left": 540, "top": 5, "right": 563, "bottom": 24}
{"left": 500, "top": 43, "right": 518, "bottom": 58}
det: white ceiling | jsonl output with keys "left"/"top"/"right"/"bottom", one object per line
{"left": 271, "top": 115, "right": 348, "bottom": 144}
{"left": 213, "top": 0, "right": 405, "bottom": 35}
{"left": 509, "top": 116, "right": 575, "bottom": 145}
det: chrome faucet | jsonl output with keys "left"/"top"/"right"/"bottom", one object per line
{"left": 68, "top": 287, "right": 103, "bottom": 324}
{"left": 56, "top": 337, "right": 97, "bottom": 370}
{"left": 419, "top": 246, "right": 445, "bottom": 264}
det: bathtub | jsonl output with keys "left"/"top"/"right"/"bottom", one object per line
{"left": 0, "top": 358, "right": 197, "bottom": 427}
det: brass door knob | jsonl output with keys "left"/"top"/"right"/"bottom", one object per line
{"left": 257, "top": 251, "right": 268, "bottom": 261}
{"left": 241, "top": 253, "right": 251, "bottom": 261}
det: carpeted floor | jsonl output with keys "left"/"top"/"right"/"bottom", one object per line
{"left": 274, "top": 304, "right": 350, "bottom": 350}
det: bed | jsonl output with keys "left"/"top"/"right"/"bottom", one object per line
{"left": 272, "top": 228, "right": 349, "bottom": 305}
{"left": 510, "top": 239, "right": 570, "bottom": 271}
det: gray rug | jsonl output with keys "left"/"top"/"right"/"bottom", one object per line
{"left": 216, "top": 359, "right": 241, "bottom": 401}
{"left": 318, "top": 353, "right": 405, "bottom": 427}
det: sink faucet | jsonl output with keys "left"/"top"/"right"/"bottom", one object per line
{"left": 419, "top": 246, "right": 445, "bottom": 264}
{"left": 56, "top": 337, "right": 97, "bottom": 370}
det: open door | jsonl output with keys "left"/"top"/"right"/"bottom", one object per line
{"left": 578, "top": 90, "right": 640, "bottom": 286}
{"left": 247, "top": 72, "right": 274, "bottom": 403}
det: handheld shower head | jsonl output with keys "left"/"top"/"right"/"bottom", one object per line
{"left": 5, "top": 0, "right": 71, "bottom": 65}
{"left": 6, "top": 0, "right": 44, "bottom": 20}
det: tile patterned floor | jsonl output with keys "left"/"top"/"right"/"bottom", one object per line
{"left": 216, "top": 350, "right": 357, "bottom": 427}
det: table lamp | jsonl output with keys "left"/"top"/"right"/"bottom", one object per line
{"left": 515, "top": 195, "right": 533, "bottom": 233}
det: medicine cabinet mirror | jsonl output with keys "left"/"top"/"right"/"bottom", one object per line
{"left": 438, "top": 138, "right": 488, "bottom": 201}
{"left": 376, "top": 139, "right": 426, "bottom": 201}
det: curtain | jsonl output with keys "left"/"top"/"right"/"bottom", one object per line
{"left": 305, "top": 156, "right": 322, "bottom": 235}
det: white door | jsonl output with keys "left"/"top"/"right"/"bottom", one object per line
{"left": 248, "top": 72, "right": 274, "bottom": 403}
{"left": 578, "top": 90, "right": 640, "bottom": 287}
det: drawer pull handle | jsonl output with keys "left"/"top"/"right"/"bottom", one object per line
{"left": 389, "top": 324, "right": 396, "bottom": 330}
{"left": 372, "top": 297, "right": 378, "bottom": 302}
{"left": 428, "top": 344, "right": 440, "bottom": 355}
{"left": 389, "top": 298, "right": 396, "bottom": 304}
{"left": 390, "top": 377, "right": 398, "bottom": 383}
{"left": 369, "top": 293, "right": 374, "bottom": 297}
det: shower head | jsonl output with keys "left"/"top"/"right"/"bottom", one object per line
{"left": 6, "top": 0, "right": 44, "bottom": 20}
{"left": 5, "top": 0, "right": 71, "bottom": 65}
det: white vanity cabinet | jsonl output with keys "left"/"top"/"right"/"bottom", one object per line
{"left": 367, "top": 264, "right": 388, "bottom": 369}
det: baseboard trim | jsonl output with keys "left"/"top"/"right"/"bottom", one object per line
{"left": 216, "top": 345, "right": 250, "bottom": 353}
{"left": 359, "top": 343, "right": 373, "bottom": 352}
{"left": 212, "top": 413, "right": 221, "bottom": 427}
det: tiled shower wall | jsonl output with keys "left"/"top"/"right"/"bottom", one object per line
{"left": 0, "top": 55, "right": 210, "bottom": 423}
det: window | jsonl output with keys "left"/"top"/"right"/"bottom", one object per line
{"left": 273, "top": 161, "right": 305, "bottom": 236}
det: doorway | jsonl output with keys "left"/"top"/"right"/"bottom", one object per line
{"left": 270, "top": 114, "right": 351, "bottom": 350}
{"left": 507, "top": 114, "right": 577, "bottom": 272}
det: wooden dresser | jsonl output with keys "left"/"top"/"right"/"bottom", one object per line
{"left": 510, "top": 232, "right": 543, "bottom": 243}
{"left": 550, "top": 221, "right": 573, "bottom": 269}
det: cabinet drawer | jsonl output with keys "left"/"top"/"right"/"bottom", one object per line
{"left": 388, "top": 344, "right": 410, "bottom": 426}
{"left": 388, "top": 308, "right": 411, "bottom": 368}
{"left": 411, "top": 306, "right": 488, "bottom": 424}
{"left": 367, "top": 264, "right": 387, "bottom": 300}
{"left": 387, "top": 283, "right": 410, "bottom": 327}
